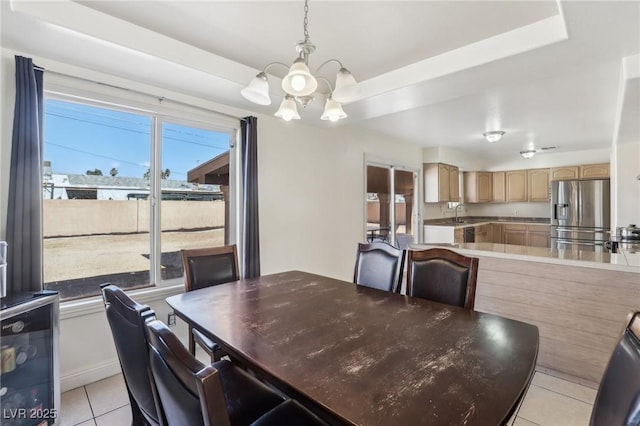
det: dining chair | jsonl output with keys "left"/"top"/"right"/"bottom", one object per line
{"left": 145, "top": 319, "right": 327, "bottom": 426}
{"left": 406, "top": 248, "right": 479, "bottom": 310}
{"left": 353, "top": 241, "right": 405, "bottom": 293}
{"left": 100, "top": 283, "right": 165, "bottom": 426}
{"left": 181, "top": 245, "right": 239, "bottom": 362}
{"left": 590, "top": 311, "right": 640, "bottom": 426}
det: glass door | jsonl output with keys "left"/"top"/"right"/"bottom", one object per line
{"left": 365, "top": 163, "right": 419, "bottom": 249}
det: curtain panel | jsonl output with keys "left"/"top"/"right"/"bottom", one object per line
{"left": 6, "top": 56, "right": 44, "bottom": 295}
{"left": 241, "top": 116, "right": 260, "bottom": 278}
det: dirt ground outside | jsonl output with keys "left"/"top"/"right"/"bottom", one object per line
{"left": 44, "top": 228, "right": 224, "bottom": 299}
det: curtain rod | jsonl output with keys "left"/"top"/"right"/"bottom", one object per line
{"left": 40, "top": 68, "right": 243, "bottom": 122}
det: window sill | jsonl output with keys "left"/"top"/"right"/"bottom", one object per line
{"left": 59, "top": 283, "right": 185, "bottom": 320}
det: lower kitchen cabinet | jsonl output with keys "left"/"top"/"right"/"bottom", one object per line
{"left": 475, "top": 224, "right": 491, "bottom": 242}
{"left": 527, "top": 224, "right": 551, "bottom": 248}
{"left": 491, "top": 223, "right": 504, "bottom": 244}
{"left": 503, "top": 224, "right": 527, "bottom": 245}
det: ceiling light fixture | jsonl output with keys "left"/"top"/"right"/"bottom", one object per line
{"left": 483, "top": 130, "right": 505, "bottom": 143}
{"left": 520, "top": 149, "right": 536, "bottom": 159}
{"left": 241, "top": 0, "right": 359, "bottom": 122}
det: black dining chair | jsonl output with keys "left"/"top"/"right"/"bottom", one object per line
{"left": 406, "top": 248, "right": 479, "bottom": 310}
{"left": 100, "top": 283, "right": 165, "bottom": 426}
{"left": 353, "top": 241, "right": 405, "bottom": 293}
{"left": 181, "top": 245, "right": 240, "bottom": 362}
{"left": 145, "top": 319, "right": 327, "bottom": 426}
{"left": 590, "top": 311, "right": 640, "bottom": 426}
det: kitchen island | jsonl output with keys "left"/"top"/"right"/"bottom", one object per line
{"left": 410, "top": 242, "right": 640, "bottom": 385}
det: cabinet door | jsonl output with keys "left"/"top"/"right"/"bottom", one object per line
{"left": 454, "top": 228, "right": 464, "bottom": 244}
{"left": 492, "top": 172, "right": 506, "bottom": 202}
{"left": 476, "top": 172, "right": 492, "bottom": 202}
{"left": 475, "top": 224, "right": 490, "bottom": 242}
{"left": 527, "top": 232, "right": 550, "bottom": 248}
{"left": 504, "top": 230, "right": 527, "bottom": 245}
{"left": 528, "top": 169, "right": 550, "bottom": 202}
{"left": 438, "top": 164, "right": 451, "bottom": 202}
{"left": 579, "top": 163, "right": 609, "bottom": 179}
{"left": 491, "top": 223, "right": 504, "bottom": 244}
{"left": 449, "top": 166, "right": 459, "bottom": 202}
{"left": 551, "top": 166, "right": 579, "bottom": 180}
{"left": 506, "top": 171, "right": 527, "bottom": 202}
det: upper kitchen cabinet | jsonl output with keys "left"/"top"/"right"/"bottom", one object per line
{"left": 464, "top": 172, "right": 492, "bottom": 203}
{"left": 492, "top": 172, "right": 506, "bottom": 203}
{"left": 579, "top": 163, "right": 609, "bottom": 179}
{"left": 506, "top": 170, "right": 527, "bottom": 202}
{"left": 550, "top": 166, "right": 579, "bottom": 180}
{"left": 528, "top": 168, "right": 550, "bottom": 202}
{"left": 424, "top": 163, "right": 459, "bottom": 203}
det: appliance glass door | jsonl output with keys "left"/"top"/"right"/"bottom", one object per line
{"left": 578, "top": 180, "right": 610, "bottom": 228}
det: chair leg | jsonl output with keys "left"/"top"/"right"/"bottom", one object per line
{"left": 188, "top": 325, "right": 196, "bottom": 355}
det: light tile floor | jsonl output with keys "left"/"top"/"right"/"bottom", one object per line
{"left": 60, "top": 367, "right": 598, "bottom": 426}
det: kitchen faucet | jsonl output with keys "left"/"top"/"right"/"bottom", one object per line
{"left": 454, "top": 203, "right": 465, "bottom": 223}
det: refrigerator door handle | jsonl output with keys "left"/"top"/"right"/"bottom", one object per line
{"left": 556, "top": 240, "right": 602, "bottom": 246}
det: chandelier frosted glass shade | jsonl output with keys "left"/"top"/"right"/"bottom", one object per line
{"left": 332, "top": 68, "right": 359, "bottom": 103}
{"left": 282, "top": 59, "right": 318, "bottom": 97}
{"left": 274, "top": 95, "right": 301, "bottom": 121}
{"left": 520, "top": 150, "right": 536, "bottom": 159}
{"left": 240, "top": 72, "right": 271, "bottom": 105}
{"left": 321, "top": 96, "right": 347, "bottom": 122}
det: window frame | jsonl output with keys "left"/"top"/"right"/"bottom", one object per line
{"left": 43, "top": 87, "right": 240, "bottom": 298}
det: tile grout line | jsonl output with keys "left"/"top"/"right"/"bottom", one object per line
{"left": 93, "top": 403, "right": 130, "bottom": 423}
{"left": 530, "top": 382, "right": 595, "bottom": 406}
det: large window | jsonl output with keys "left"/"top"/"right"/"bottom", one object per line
{"left": 43, "top": 98, "right": 236, "bottom": 301}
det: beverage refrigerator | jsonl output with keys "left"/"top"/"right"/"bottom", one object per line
{"left": 1, "top": 291, "right": 60, "bottom": 426}
{"left": 550, "top": 179, "right": 610, "bottom": 252}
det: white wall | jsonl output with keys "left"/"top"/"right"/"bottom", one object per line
{"left": 0, "top": 49, "right": 16, "bottom": 241}
{"left": 258, "top": 118, "right": 422, "bottom": 280}
{"left": 614, "top": 141, "right": 640, "bottom": 227}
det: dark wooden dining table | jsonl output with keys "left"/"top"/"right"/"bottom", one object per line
{"left": 166, "top": 270, "right": 538, "bottom": 425}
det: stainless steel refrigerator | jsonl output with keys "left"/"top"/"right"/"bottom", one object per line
{"left": 550, "top": 179, "right": 610, "bottom": 252}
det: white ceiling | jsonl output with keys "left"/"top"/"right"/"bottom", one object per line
{"left": 2, "top": 0, "right": 639, "bottom": 161}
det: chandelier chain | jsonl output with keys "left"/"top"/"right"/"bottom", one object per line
{"left": 303, "top": 0, "right": 310, "bottom": 42}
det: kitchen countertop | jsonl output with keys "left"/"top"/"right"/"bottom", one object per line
{"left": 424, "top": 216, "right": 550, "bottom": 228}
{"left": 410, "top": 242, "right": 640, "bottom": 272}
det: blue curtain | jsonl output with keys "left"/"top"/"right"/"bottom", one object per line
{"left": 6, "top": 56, "right": 44, "bottom": 295}
{"left": 241, "top": 116, "right": 260, "bottom": 278}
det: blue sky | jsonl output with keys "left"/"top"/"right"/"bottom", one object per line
{"left": 44, "top": 99, "right": 230, "bottom": 181}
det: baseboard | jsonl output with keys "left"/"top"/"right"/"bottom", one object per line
{"left": 61, "top": 358, "right": 122, "bottom": 392}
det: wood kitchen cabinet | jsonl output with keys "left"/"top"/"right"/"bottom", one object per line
{"left": 506, "top": 171, "right": 527, "bottom": 202}
{"left": 475, "top": 224, "right": 491, "bottom": 242}
{"left": 424, "top": 163, "right": 459, "bottom": 202}
{"left": 527, "top": 224, "right": 551, "bottom": 248}
{"left": 503, "top": 224, "right": 527, "bottom": 245}
{"left": 492, "top": 172, "right": 506, "bottom": 203}
{"left": 579, "top": 163, "right": 609, "bottom": 179}
{"left": 551, "top": 166, "right": 579, "bottom": 180}
{"left": 454, "top": 228, "right": 464, "bottom": 244}
{"left": 528, "top": 168, "right": 550, "bottom": 202}
{"left": 464, "top": 172, "right": 492, "bottom": 203}
{"left": 491, "top": 223, "right": 504, "bottom": 244}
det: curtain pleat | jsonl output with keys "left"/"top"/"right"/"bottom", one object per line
{"left": 6, "top": 56, "right": 44, "bottom": 295}
{"left": 241, "top": 116, "right": 260, "bottom": 278}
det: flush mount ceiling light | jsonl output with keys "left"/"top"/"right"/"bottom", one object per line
{"left": 483, "top": 130, "right": 505, "bottom": 143}
{"left": 241, "top": 0, "right": 359, "bottom": 122}
{"left": 520, "top": 149, "right": 536, "bottom": 159}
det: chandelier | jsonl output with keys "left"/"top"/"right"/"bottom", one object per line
{"left": 241, "top": 0, "right": 359, "bottom": 122}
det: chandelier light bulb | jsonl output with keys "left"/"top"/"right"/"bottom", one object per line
{"left": 240, "top": 72, "right": 271, "bottom": 106}
{"left": 291, "top": 75, "right": 307, "bottom": 91}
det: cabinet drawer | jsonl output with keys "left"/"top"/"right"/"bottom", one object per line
{"left": 503, "top": 224, "right": 527, "bottom": 231}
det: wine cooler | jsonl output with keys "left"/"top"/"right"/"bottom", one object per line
{"left": 1, "top": 291, "right": 60, "bottom": 426}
